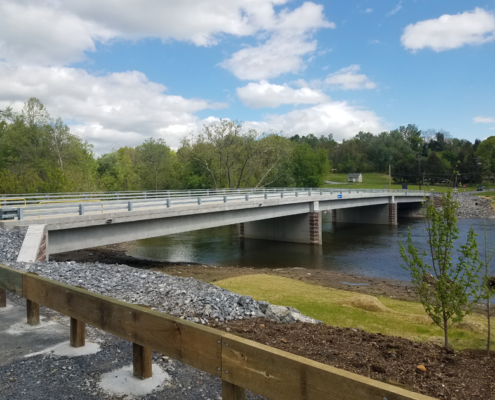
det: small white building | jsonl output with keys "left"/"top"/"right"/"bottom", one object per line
{"left": 347, "top": 173, "right": 362, "bottom": 183}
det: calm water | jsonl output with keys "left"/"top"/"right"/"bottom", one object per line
{"left": 127, "top": 216, "right": 495, "bottom": 282}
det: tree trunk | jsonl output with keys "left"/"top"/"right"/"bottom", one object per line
{"left": 443, "top": 312, "right": 449, "bottom": 349}
{"left": 487, "top": 298, "right": 491, "bottom": 357}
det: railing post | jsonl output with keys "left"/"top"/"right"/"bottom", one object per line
{"left": 198, "top": 197, "right": 202, "bottom": 205}
{"left": 188, "top": 190, "right": 191, "bottom": 197}
{"left": 27, "top": 299, "right": 40, "bottom": 326}
{"left": 309, "top": 189, "right": 312, "bottom": 196}
{"left": 264, "top": 192, "right": 268, "bottom": 199}
{"left": 245, "top": 194, "right": 249, "bottom": 201}
{"left": 295, "top": 192, "right": 298, "bottom": 197}
{"left": 128, "top": 201, "right": 133, "bottom": 211}
{"left": 70, "top": 317, "right": 86, "bottom": 348}
{"left": 223, "top": 195, "right": 227, "bottom": 203}
{"left": 166, "top": 198, "right": 171, "bottom": 207}
{"left": 281, "top": 192, "right": 284, "bottom": 198}
{"left": 133, "top": 343, "right": 152, "bottom": 380}
{"left": 79, "top": 204, "right": 84, "bottom": 215}
{"left": 0, "top": 288, "right": 6, "bottom": 308}
{"left": 222, "top": 380, "right": 246, "bottom": 400}
{"left": 17, "top": 208, "right": 23, "bottom": 220}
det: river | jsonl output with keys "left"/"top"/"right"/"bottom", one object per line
{"left": 126, "top": 216, "right": 495, "bottom": 282}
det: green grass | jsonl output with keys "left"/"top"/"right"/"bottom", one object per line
{"left": 216, "top": 274, "right": 493, "bottom": 350}
{"left": 323, "top": 172, "right": 478, "bottom": 193}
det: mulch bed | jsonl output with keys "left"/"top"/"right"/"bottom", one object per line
{"left": 210, "top": 319, "right": 495, "bottom": 400}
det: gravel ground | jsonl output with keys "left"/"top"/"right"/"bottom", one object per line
{"left": 456, "top": 192, "right": 494, "bottom": 218}
{"left": 0, "top": 303, "right": 263, "bottom": 400}
{"left": 0, "top": 228, "right": 26, "bottom": 262}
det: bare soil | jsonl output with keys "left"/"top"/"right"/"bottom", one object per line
{"left": 209, "top": 319, "right": 495, "bottom": 400}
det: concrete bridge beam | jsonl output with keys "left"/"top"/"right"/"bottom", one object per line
{"left": 239, "top": 201, "right": 322, "bottom": 245}
{"left": 332, "top": 202, "right": 397, "bottom": 225}
{"left": 240, "top": 212, "right": 322, "bottom": 245}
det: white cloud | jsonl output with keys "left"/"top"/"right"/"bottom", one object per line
{"left": 244, "top": 101, "right": 387, "bottom": 141}
{"left": 298, "top": 65, "right": 376, "bottom": 91}
{"left": 387, "top": 1, "right": 403, "bottom": 17}
{"left": 0, "top": 1, "right": 114, "bottom": 66}
{"left": 474, "top": 116, "right": 495, "bottom": 124}
{"left": 0, "top": 0, "right": 332, "bottom": 69}
{"left": 0, "top": 64, "right": 226, "bottom": 152}
{"left": 220, "top": 2, "right": 334, "bottom": 80}
{"left": 365, "top": 8, "right": 373, "bottom": 14}
{"left": 221, "top": 34, "right": 318, "bottom": 80}
{"left": 401, "top": 8, "right": 495, "bottom": 52}
{"left": 237, "top": 80, "right": 329, "bottom": 108}
{"left": 323, "top": 65, "right": 376, "bottom": 90}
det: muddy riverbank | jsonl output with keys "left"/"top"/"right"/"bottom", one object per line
{"left": 52, "top": 245, "right": 420, "bottom": 302}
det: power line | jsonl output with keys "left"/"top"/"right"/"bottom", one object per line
{"left": 72, "top": 133, "right": 129, "bottom": 149}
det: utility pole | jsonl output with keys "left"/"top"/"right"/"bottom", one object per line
{"left": 417, "top": 152, "right": 422, "bottom": 191}
{"left": 389, "top": 164, "right": 391, "bottom": 191}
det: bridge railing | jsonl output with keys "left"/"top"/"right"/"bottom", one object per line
{"left": 1, "top": 187, "right": 430, "bottom": 205}
{"left": 3, "top": 188, "right": 430, "bottom": 221}
{"left": 0, "top": 263, "right": 433, "bottom": 400}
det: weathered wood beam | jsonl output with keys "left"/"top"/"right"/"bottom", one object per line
{"left": 0, "top": 287, "right": 6, "bottom": 308}
{"left": 222, "top": 380, "right": 246, "bottom": 400}
{"left": 26, "top": 299, "right": 40, "bottom": 326}
{"left": 133, "top": 343, "right": 153, "bottom": 380}
{"left": 221, "top": 333, "right": 433, "bottom": 400}
{"left": 70, "top": 317, "right": 86, "bottom": 348}
{"left": 0, "top": 263, "right": 24, "bottom": 295}
{"left": 21, "top": 272, "right": 223, "bottom": 376}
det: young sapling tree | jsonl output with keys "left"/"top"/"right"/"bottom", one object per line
{"left": 399, "top": 192, "right": 483, "bottom": 349}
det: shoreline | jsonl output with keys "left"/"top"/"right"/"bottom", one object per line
{"left": 52, "top": 244, "right": 420, "bottom": 303}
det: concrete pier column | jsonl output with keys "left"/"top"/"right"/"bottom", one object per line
{"left": 240, "top": 204, "right": 322, "bottom": 245}
{"left": 389, "top": 196, "right": 397, "bottom": 225}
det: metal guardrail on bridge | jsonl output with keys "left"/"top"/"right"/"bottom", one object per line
{"left": 0, "top": 188, "right": 430, "bottom": 221}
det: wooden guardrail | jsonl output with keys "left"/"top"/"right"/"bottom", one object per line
{"left": 0, "top": 263, "right": 435, "bottom": 400}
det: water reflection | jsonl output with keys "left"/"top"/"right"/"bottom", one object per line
{"left": 127, "top": 215, "right": 495, "bottom": 281}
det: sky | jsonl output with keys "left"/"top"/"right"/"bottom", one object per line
{"left": 0, "top": 0, "right": 494, "bottom": 154}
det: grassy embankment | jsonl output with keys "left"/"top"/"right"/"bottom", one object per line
{"left": 323, "top": 172, "right": 481, "bottom": 193}
{"left": 216, "top": 274, "right": 493, "bottom": 351}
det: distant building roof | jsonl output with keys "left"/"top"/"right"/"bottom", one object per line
{"left": 348, "top": 173, "right": 362, "bottom": 178}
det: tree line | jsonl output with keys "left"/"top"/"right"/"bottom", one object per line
{"left": 1, "top": 98, "right": 493, "bottom": 194}
{"left": 292, "top": 125, "right": 489, "bottom": 186}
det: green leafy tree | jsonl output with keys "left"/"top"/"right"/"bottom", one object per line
{"left": 399, "top": 192, "right": 483, "bottom": 348}
{"left": 292, "top": 143, "right": 329, "bottom": 187}
{"left": 476, "top": 136, "right": 495, "bottom": 175}
{"left": 182, "top": 120, "right": 291, "bottom": 189}
{"left": 136, "top": 138, "right": 171, "bottom": 191}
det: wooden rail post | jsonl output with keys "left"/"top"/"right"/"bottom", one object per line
{"left": 222, "top": 380, "right": 246, "bottom": 400}
{"left": 0, "top": 287, "right": 6, "bottom": 307}
{"left": 26, "top": 299, "right": 40, "bottom": 325}
{"left": 70, "top": 317, "right": 86, "bottom": 347}
{"left": 133, "top": 343, "right": 152, "bottom": 380}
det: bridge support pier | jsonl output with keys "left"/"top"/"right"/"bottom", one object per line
{"left": 239, "top": 204, "right": 322, "bottom": 245}
{"left": 332, "top": 199, "right": 397, "bottom": 225}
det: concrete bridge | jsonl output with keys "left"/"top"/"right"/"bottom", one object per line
{"left": 0, "top": 188, "right": 429, "bottom": 262}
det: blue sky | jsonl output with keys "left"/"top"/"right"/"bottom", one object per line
{"left": 0, "top": 0, "right": 494, "bottom": 153}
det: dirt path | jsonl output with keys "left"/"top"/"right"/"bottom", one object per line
{"left": 52, "top": 245, "right": 419, "bottom": 302}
